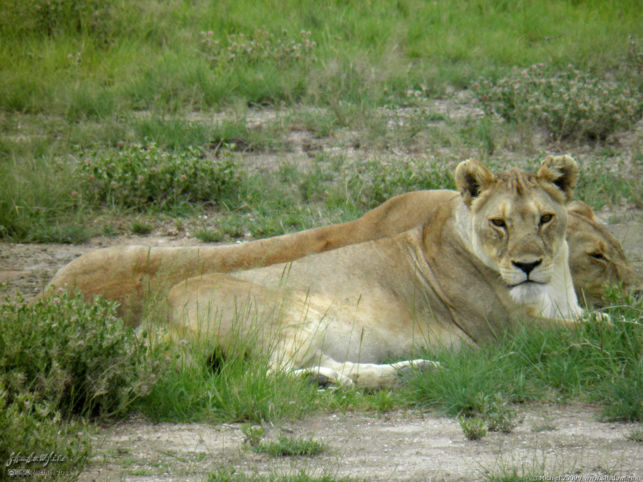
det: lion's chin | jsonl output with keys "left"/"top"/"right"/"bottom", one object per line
{"left": 509, "top": 281, "right": 547, "bottom": 305}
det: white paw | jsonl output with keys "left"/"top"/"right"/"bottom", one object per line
{"left": 292, "top": 367, "right": 355, "bottom": 388}
{"left": 391, "top": 358, "right": 441, "bottom": 376}
{"left": 588, "top": 311, "right": 612, "bottom": 326}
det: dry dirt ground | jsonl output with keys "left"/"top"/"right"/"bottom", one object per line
{"left": 78, "top": 405, "right": 642, "bottom": 481}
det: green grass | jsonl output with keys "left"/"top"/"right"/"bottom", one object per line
{"left": 407, "top": 290, "right": 642, "bottom": 423}
{"left": 252, "top": 436, "right": 326, "bottom": 457}
{"left": 243, "top": 425, "right": 326, "bottom": 458}
{"left": 1, "top": 1, "right": 640, "bottom": 116}
{"left": 2, "top": 108, "right": 640, "bottom": 243}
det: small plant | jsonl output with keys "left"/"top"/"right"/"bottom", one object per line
{"left": 625, "top": 429, "right": 643, "bottom": 443}
{"left": 194, "top": 228, "right": 223, "bottom": 243}
{"left": 253, "top": 435, "right": 326, "bottom": 457}
{"left": 474, "top": 64, "right": 642, "bottom": 140}
{"left": 131, "top": 220, "right": 153, "bottom": 235}
{"left": 478, "top": 393, "right": 518, "bottom": 433}
{"left": 531, "top": 421, "right": 557, "bottom": 433}
{"left": 241, "top": 424, "right": 265, "bottom": 448}
{"left": 459, "top": 416, "right": 487, "bottom": 440}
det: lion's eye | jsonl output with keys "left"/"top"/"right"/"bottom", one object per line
{"left": 490, "top": 218, "right": 506, "bottom": 228}
{"left": 539, "top": 214, "right": 553, "bottom": 225}
{"left": 589, "top": 252, "right": 606, "bottom": 261}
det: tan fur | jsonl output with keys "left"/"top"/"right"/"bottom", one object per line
{"left": 162, "top": 157, "right": 593, "bottom": 388}
{"left": 566, "top": 201, "right": 635, "bottom": 306}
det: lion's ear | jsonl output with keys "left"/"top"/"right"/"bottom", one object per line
{"left": 537, "top": 155, "right": 579, "bottom": 202}
{"left": 454, "top": 159, "right": 495, "bottom": 206}
{"left": 568, "top": 200, "right": 596, "bottom": 221}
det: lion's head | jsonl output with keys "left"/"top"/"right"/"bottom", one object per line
{"left": 566, "top": 201, "right": 637, "bottom": 307}
{"left": 455, "top": 155, "right": 580, "bottom": 316}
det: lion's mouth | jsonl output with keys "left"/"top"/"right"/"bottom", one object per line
{"left": 507, "top": 280, "right": 545, "bottom": 289}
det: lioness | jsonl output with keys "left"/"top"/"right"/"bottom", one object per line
{"left": 44, "top": 174, "right": 634, "bottom": 322}
{"left": 166, "top": 156, "right": 590, "bottom": 388}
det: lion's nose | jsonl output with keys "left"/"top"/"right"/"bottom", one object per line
{"left": 512, "top": 260, "right": 542, "bottom": 276}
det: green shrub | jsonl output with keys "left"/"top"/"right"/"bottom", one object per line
{"left": 477, "top": 393, "right": 517, "bottom": 433}
{"left": 79, "top": 143, "right": 245, "bottom": 210}
{"left": 0, "top": 291, "right": 167, "bottom": 478}
{"left": 0, "top": 291, "right": 164, "bottom": 419}
{"left": 474, "top": 64, "right": 642, "bottom": 140}
{"left": 0, "top": 391, "right": 89, "bottom": 480}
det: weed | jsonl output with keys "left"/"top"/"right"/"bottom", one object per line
{"left": 241, "top": 424, "right": 265, "bottom": 448}
{"left": 240, "top": 423, "right": 325, "bottom": 457}
{"left": 474, "top": 64, "right": 642, "bottom": 141}
{"left": 131, "top": 220, "right": 153, "bottom": 235}
{"left": 458, "top": 416, "right": 487, "bottom": 441}
{"left": 208, "top": 467, "right": 344, "bottom": 482}
{"left": 478, "top": 393, "right": 518, "bottom": 433}
{"left": 195, "top": 228, "right": 223, "bottom": 243}
{"left": 625, "top": 429, "right": 643, "bottom": 443}
{"left": 0, "top": 156, "right": 85, "bottom": 241}
{"left": 26, "top": 222, "right": 92, "bottom": 244}
{"left": 531, "top": 420, "right": 557, "bottom": 433}
{"left": 253, "top": 436, "right": 326, "bottom": 457}
{"left": 133, "top": 118, "right": 213, "bottom": 151}
{"left": 457, "top": 393, "right": 517, "bottom": 439}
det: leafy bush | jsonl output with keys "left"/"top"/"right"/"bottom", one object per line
{"left": 0, "top": 291, "right": 168, "bottom": 478}
{"left": 0, "top": 391, "right": 89, "bottom": 480}
{"left": 0, "top": 291, "right": 163, "bottom": 419}
{"left": 474, "top": 64, "right": 642, "bottom": 140}
{"left": 79, "top": 143, "right": 245, "bottom": 210}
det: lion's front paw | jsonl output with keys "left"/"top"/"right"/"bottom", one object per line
{"left": 392, "top": 358, "right": 441, "bottom": 379}
{"left": 292, "top": 367, "right": 355, "bottom": 389}
{"left": 587, "top": 311, "right": 612, "bottom": 326}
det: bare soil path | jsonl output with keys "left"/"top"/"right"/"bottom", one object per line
{"left": 80, "top": 405, "right": 641, "bottom": 481}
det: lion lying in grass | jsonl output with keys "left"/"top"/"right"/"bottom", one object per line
{"left": 45, "top": 162, "right": 634, "bottom": 324}
{"left": 46, "top": 156, "right": 631, "bottom": 388}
